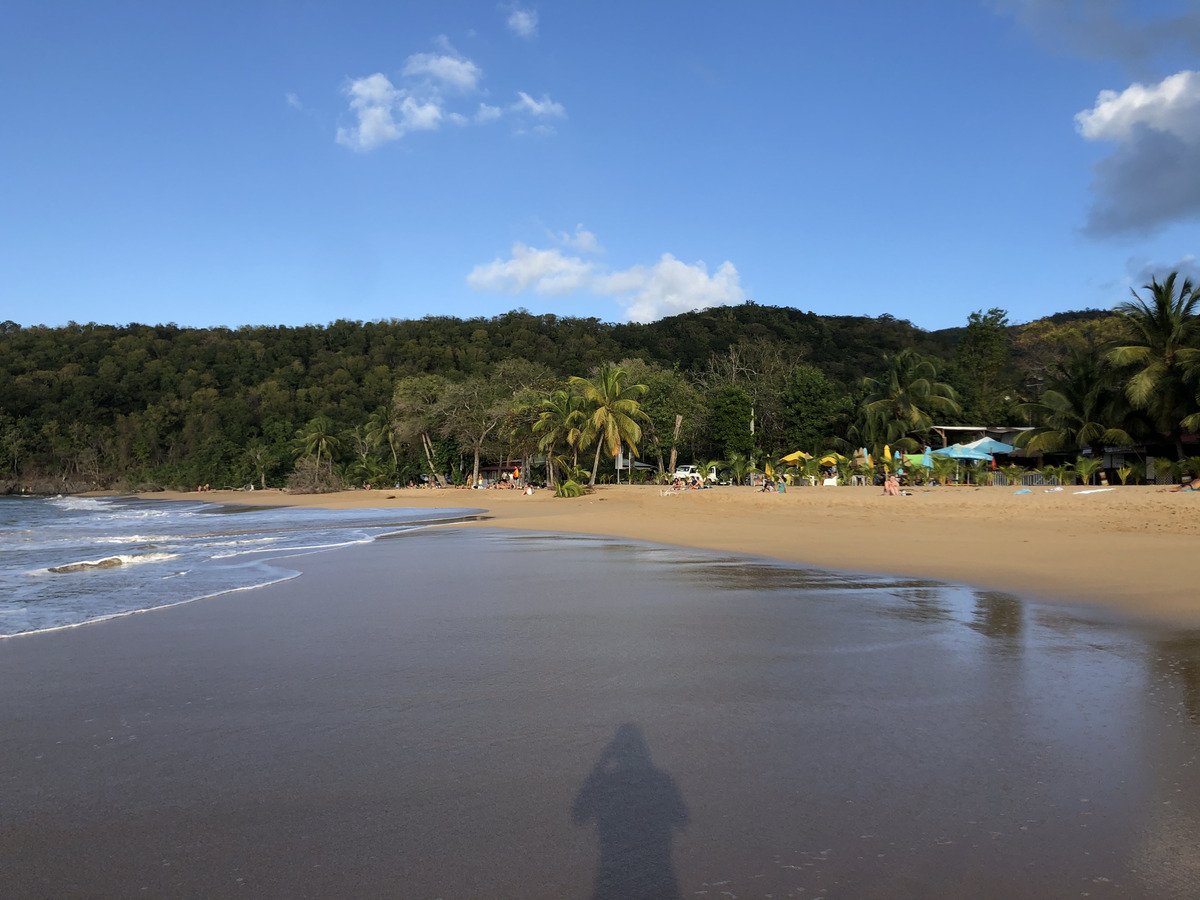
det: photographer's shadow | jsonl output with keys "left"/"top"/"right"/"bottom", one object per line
{"left": 572, "top": 724, "right": 689, "bottom": 900}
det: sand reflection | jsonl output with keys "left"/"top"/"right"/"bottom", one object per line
{"left": 573, "top": 724, "right": 688, "bottom": 900}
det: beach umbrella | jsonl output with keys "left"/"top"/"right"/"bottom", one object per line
{"left": 964, "top": 437, "right": 1015, "bottom": 455}
{"left": 922, "top": 445, "right": 933, "bottom": 470}
{"left": 780, "top": 450, "right": 811, "bottom": 465}
{"left": 931, "top": 444, "right": 993, "bottom": 460}
{"left": 931, "top": 443, "right": 991, "bottom": 483}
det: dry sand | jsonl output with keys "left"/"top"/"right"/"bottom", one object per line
{"left": 153, "top": 483, "right": 1200, "bottom": 626}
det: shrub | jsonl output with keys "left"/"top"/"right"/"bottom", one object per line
{"left": 555, "top": 479, "right": 586, "bottom": 498}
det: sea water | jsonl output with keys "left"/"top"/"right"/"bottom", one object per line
{"left": 0, "top": 495, "right": 483, "bottom": 636}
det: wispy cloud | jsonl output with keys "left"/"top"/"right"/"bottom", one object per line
{"left": 467, "top": 230, "right": 746, "bottom": 322}
{"left": 504, "top": 4, "right": 538, "bottom": 39}
{"left": 512, "top": 91, "right": 565, "bottom": 118}
{"left": 285, "top": 92, "right": 303, "bottom": 110}
{"left": 402, "top": 52, "right": 483, "bottom": 92}
{"left": 1075, "top": 70, "right": 1200, "bottom": 234}
{"left": 337, "top": 38, "right": 565, "bottom": 151}
{"left": 552, "top": 224, "right": 601, "bottom": 253}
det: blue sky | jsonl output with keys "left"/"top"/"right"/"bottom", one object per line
{"left": 2, "top": 1, "right": 1198, "bottom": 332}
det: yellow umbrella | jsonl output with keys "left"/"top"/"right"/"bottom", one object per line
{"left": 765, "top": 462, "right": 774, "bottom": 477}
{"left": 883, "top": 445, "right": 892, "bottom": 462}
{"left": 780, "top": 450, "right": 811, "bottom": 464}
{"left": 819, "top": 453, "right": 845, "bottom": 466}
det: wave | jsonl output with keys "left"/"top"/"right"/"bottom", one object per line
{"left": 2, "top": 568, "right": 302, "bottom": 639}
{"left": 38, "top": 552, "right": 181, "bottom": 575}
{"left": 48, "top": 496, "right": 108, "bottom": 510}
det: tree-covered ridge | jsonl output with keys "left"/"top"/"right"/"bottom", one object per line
{"left": 1, "top": 286, "right": 1196, "bottom": 493}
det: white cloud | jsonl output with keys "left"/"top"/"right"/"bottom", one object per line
{"left": 476, "top": 103, "right": 503, "bottom": 124}
{"left": 553, "top": 224, "right": 601, "bottom": 253}
{"left": 336, "top": 74, "right": 404, "bottom": 150}
{"left": 609, "top": 255, "right": 746, "bottom": 323}
{"left": 334, "top": 74, "right": 446, "bottom": 151}
{"left": 512, "top": 91, "right": 565, "bottom": 118}
{"left": 336, "top": 37, "right": 567, "bottom": 151}
{"left": 285, "top": 92, "right": 303, "bottom": 110}
{"left": 402, "top": 52, "right": 482, "bottom": 92}
{"left": 467, "top": 235, "right": 745, "bottom": 322}
{"left": 1075, "top": 70, "right": 1200, "bottom": 234}
{"left": 505, "top": 5, "right": 538, "bottom": 39}
{"left": 1076, "top": 70, "right": 1200, "bottom": 142}
{"left": 467, "top": 244, "right": 593, "bottom": 295}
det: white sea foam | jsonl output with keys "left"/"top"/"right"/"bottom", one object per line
{"left": 33, "top": 551, "right": 181, "bottom": 576}
{"left": 1, "top": 569, "right": 302, "bottom": 639}
{"left": 48, "top": 496, "right": 108, "bottom": 510}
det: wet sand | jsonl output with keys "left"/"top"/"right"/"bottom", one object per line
{"left": 154, "top": 483, "right": 1200, "bottom": 626}
{"left": 4, "top": 529, "right": 1200, "bottom": 898}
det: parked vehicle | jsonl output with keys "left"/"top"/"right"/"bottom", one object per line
{"left": 671, "top": 465, "right": 719, "bottom": 483}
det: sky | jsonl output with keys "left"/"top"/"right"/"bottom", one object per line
{"left": 2, "top": 1, "right": 1198, "bottom": 332}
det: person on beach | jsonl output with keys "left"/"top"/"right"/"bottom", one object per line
{"left": 883, "top": 473, "right": 900, "bottom": 496}
{"left": 1158, "top": 478, "right": 1199, "bottom": 492}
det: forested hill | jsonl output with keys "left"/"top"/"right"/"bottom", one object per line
{"left": 0, "top": 303, "right": 953, "bottom": 388}
{"left": 612, "top": 304, "right": 955, "bottom": 382}
{"left": 0, "top": 302, "right": 1127, "bottom": 491}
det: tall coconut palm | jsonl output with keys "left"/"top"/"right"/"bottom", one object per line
{"left": 365, "top": 405, "right": 400, "bottom": 470}
{"left": 532, "top": 388, "right": 586, "bottom": 488}
{"left": 294, "top": 416, "right": 341, "bottom": 471}
{"left": 861, "top": 349, "right": 960, "bottom": 452}
{"left": 1108, "top": 272, "right": 1200, "bottom": 456}
{"left": 569, "top": 366, "right": 650, "bottom": 487}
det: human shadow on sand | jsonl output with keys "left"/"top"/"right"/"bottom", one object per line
{"left": 573, "top": 723, "right": 689, "bottom": 900}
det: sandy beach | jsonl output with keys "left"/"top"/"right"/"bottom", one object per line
{"left": 153, "top": 483, "right": 1200, "bottom": 626}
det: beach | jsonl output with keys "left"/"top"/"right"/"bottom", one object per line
{"left": 156, "top": 483, "right": 1200, "bottom": 626}
{"left": 5, "top": 524, "right": 1200, "bottom": 898}
{"left": 5, "top": 486, "right": 1200, "bottom": 898}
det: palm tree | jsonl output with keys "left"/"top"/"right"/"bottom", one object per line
{"left": 365, "top": 405, "right": 400, "bottom": 470}
{"left": 294, "top": 416, "right": 340, "bottom": 471}
{"left": 532, "top": 388, "right": 586, "bottom": 488}
{"left": 1016, "top": 348, "right": 1134, "bottom": 456}
{"left": 1108, "top": 272, "right": 1200, "bottom": 457}
{"left": 1073, "top": 455, "right": 1103, "bottom": 486}
{"left": 725, "top": 452, "right": 757, "bottom": 486}
{"left": 861, "top": 350, "right": 960, "bottom": 452}
{"left": 569, "top": 366, "right": 650, "bottom": 487}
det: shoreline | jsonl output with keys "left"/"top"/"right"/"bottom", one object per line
{"left": 129, "top": 483, "right": 1200, "bottom": 628}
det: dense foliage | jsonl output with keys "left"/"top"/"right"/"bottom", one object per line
{"left": 2, "top": 280, "right": 1198, "bottom": 492}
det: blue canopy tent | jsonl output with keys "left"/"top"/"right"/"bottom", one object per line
{"left": 931, "top": 443, "right": 992, "bottom": 483}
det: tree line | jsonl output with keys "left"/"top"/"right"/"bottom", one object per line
{"left": 1, "top": 274, "right": 1197, "bottom": 492}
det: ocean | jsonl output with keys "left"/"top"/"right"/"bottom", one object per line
{"left": 0, "top": 495, "right": 484, "bottom": 637}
